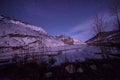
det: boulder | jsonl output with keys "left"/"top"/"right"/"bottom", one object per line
{"left": 65, "top": 64, "right": 75, "bottom": 74}
{"left": 45, "top": 72, "right": 52, "bottom": 78}
{"left": 90, "top": 64, "right": 97, "bottom": 70}
{"left": 77, "top": 67, "right": 84, "bottom": 73}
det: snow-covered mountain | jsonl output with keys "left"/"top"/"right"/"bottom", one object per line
{"left": 0, "top": 15, "right": 85, "bottom": 55}
{"left": 0, "top": 15, "right": 66, "bottom": 48}
{"left": 55, "top": 35, "right": 85, "bottom": 45}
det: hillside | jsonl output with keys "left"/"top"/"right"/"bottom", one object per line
{"left": 86, "top": 30, "right": 120, "bottom": 48}
{"left": 0, "top": 15, "right": 66, "bottom": 48}
{"left": 0, "top": 15, "right": 88, "bottom": 65}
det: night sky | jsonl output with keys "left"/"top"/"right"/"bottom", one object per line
{"left": 0, "top": 0, "right": 118, "bottom": 41}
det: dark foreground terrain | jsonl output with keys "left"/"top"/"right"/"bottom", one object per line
{"left": 0, "top": 58, "right": 120, "bottom": 80}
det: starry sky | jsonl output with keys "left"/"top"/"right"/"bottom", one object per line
{"left": 0, "top": 0, "right": 119, "bottom": 41}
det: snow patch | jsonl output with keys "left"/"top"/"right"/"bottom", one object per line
{"left": 10, "top": 20, "right": 47, "bottom": 34}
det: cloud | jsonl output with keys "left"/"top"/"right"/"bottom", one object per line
{"left": 70, "top": 18, "right": 93, "bottom": 33}
{"left": 67, "top": 17, "right": 94, "bottom": 42}
{"left": 68, "top": 12, "right": 117, "bottom": 42}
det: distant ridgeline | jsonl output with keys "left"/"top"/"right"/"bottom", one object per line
{"left": 86, "top": 30, "right": 120, "bottom": 48}
{"left": 0, "top": 15, "right": 30, "bottom": 25}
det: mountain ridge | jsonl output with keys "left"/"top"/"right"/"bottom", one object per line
{"left": 0, "top": 15, "right": 85, "bottom": 53}
{"left": 86, "top": 30, "right": 120, "bottom": 48}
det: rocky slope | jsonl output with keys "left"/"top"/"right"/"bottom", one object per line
{"left": 0, "top": 15, "right": 86, "bottom": 63}
{"left": 86, "top": 30, "right": 120, "bottom": 48}
{"left": 0, "top": 15, "right": 66, "bottom": 48}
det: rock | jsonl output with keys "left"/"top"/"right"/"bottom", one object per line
{"left": 77, "top": 67, "right": 84, "bottom": 73}
{"left": 103, "top": 64, "right": 112, "bottom": 69}
{"left": 65, "top": 64, "right": 75, "bottom": 74}
{"left": 0, "top": 78, "right": 11, "bottom": 80}
{"left": 90, "top": 64, "right": 97, "bottom": 70}
{"left": 45, "top": 72, "right": 52, "bottom": 78}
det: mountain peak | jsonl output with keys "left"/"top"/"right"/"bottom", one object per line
{"left": 0, "top": 15, "right": 47, "bottom": 35}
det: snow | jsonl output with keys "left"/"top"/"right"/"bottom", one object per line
{"left": 0, "top": 15, "right": 119, "bottom": 66}
{"left": 0, "top": 16, "right": 4, "bottom": 19}
{"left": 55, "top": 35, "right": 85, "bottom": 45}
{"left": 52, "top": 45, "right": 102, "bottom": 66}
{"left": 0, "top": 16, "right": 65, "bottom": 48}
{"left": 0, "top": 44, "right": 101, "bottom": 66}
{"left": 73, "top": 38, "right": 85, "bottom": 45}
{"left": 0, "top": 16, "right": 47, "bottom": 36}
{"left": 10, "top": 20, "right": 47, "bottom": 34}
{"left": 44, "top": 38, "right": 65, "bottom": 47}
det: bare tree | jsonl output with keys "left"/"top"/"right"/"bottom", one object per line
{"left": 110, "top": 0, "right": 120, "bottom": 31}
{"left": 93, "top": 13, "right": 105, "bottom": 36}
{"left": 93, "top": 13, "right": 109, "bottom": 59}
{"left": 93, "top": 13, "right": 106, "bottom": 42}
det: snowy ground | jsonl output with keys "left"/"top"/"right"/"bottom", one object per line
{"left": 0, "top": 44, "right": 101, "bottom": 65}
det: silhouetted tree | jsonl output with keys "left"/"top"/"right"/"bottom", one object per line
{"left": 110, "top": 0, "right": 120, "bottom": 31}
{"left": 93, "top": 13, "right": 109, "bottom": 59}
{"left": 93, "top": 13, "right": 105, "bottom": 35}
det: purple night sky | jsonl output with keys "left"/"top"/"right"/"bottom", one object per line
{"left": 0, "top": 0, "right": 119, "bottom": 41}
